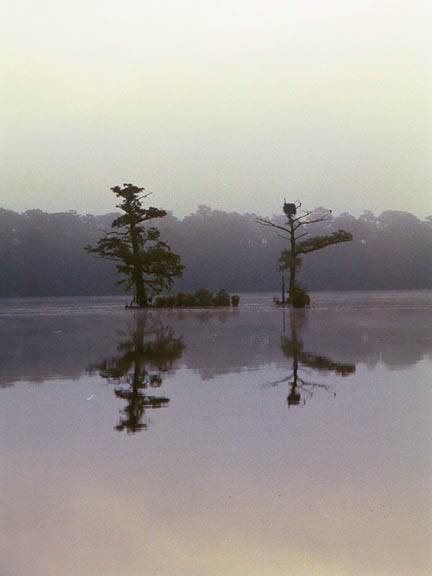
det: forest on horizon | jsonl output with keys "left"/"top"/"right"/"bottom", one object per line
{"left": 0, "top": 205, "right": 431, "bottom": 297}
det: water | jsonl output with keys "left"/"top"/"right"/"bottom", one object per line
{"left": 1, "top": 292, "right": 431, "bottom": 575}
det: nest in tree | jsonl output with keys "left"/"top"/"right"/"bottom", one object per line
{"left": 283, "top": 203, "right": 297, "bottom": 216}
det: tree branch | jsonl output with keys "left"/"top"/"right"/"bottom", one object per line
{"left": 296, "top": 230, "right": 353, "bottom": 255}
{"left": 294, "top": 231, "right": 309, "bottom": 241}
{"left": 256, "top": 218, "right": 290, "bottom": 234}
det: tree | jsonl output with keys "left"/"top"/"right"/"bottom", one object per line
{"left": 257, "top": 201, "right": 352, "bottom": 306}
{"left": 85, "top": 183, "right": 184, "bottom": 307}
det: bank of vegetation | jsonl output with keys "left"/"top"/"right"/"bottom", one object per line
{"left": 154, "top": 289, "right": 239, "bottom": 308}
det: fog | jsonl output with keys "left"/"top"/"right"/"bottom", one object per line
{"left": 1, "top": 207, "right": 431, "bottom": 297}
{"left": 1, "top": 1, "right": 431, "bottom": 218}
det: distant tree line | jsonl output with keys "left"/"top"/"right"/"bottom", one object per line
{"left": 0, "top": 205, "right": 431, "bottom": 297}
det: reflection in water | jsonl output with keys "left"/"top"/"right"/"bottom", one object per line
{"left": 89, "top": 315, "right": 184, "bottom": 433}
{"left": 1, "top": 295, "right": 431, "bottom": 576}
{"left": 270, "top": 311, "right": 356, "bottom": 407}
{"left": 0, "top": 299, "right": 430, "bottom": 387}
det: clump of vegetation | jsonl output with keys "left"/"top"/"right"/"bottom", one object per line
{"left": 290, "top": 284, "right": 310, "bottom": 308}
{"left": 154, "top": 288, "right": 239, "bottom": 308}
{"left": 212, "top": 289, "right": 231, "bottom": 306}
{"left": 194, "top": 288, "right": 214, "bottom": 306}
{"left": 274, "top": 283, "right": 310, "bottom": 308}
{"left": 231, "top": 294, "right": 240, "bottom": 307}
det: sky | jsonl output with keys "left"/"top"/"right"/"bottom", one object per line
{"left": 1, "top": 0, "right": 431, "bottom": 219}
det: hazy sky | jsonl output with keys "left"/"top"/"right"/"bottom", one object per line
{"left": 1, "top": 0, "right": 431, "bottom": 218}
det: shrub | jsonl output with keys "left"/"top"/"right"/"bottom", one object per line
{"left": 194, "top": 288, "right": 214, "bottom": 307}
{"left": 154, "top": 288, "right": 235, "bottom": 308}
{"left": 213, "top": 289, "right": 231, "bottom": 306}
{"left": 290, "top": 284, "right": 310, "bottom": 308}
{"left": 154, "top": 295, "right": 176, "bottom": 307}
{"left": 176, "top": 292, "right": 196, "bottom": 307}
{"left": 231, "top": 294, "right": 240, "bottom": 307}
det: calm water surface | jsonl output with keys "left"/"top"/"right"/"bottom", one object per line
{"left": 1, "top": 292, "right": 431, "bottom": 576}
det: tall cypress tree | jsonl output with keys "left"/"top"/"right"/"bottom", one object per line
{"left": 86, "top": 183, "right": 184, "bottom": 307}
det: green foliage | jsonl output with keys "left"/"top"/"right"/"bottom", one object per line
{"left": 290, "top": 284, "right": 310, "bottom": 308}
{"left": 278, "top": 251, "right": 302, "bottom": 272}
{"left": 153, "top": 295, "right": 177, "bottom": 308}
{"left": 231, "top": 294, "right": 240, "bottom": 307}
{"left": 175, "top": 292, "right": 197, "bottom": 307}
{"left": 194, "top": 288, "right": 214, "bottom": 306}
{"left": 213, "top": 289, "right": 231, "bottom": 306}
{"left": 85, "top": 184, "right": 184, "bottom": 307}
{"left": 295, "top": 230, "right": 353, "bottom": 255}
{"left": 154, "top": 288, "right": 238, "bottom": 308}
{"left": 279, "top": 231, "right": 352, "bottom": 272}
{"left": 274, "top": 284, "right": 310, "bottom": 307}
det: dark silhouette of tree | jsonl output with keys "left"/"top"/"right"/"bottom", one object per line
{"left": 85, "top": 184, "right": 184, "bottom": 307}
{"left": 257, "top": 201, "right": 352, "bottom": 305}
{"left": 266, "top": 311, "right": 355, "bottom": 407}
{"left": 90, "top": 315, "right": 184, "bottom": 433}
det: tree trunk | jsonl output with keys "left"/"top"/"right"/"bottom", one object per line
{"left": 134, "top": 271, "right": 148, "bottom": 308}
{"left": 288, "top": 215, "right": 296, "bottom": 304}
{"left": 130, "top": 224, "right": 148, "bottom": 307}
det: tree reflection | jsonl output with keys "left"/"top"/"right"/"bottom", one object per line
{"left": 90, "top": 315, "right": 184, "bottom": 433}
{"left": 269, "top": 311, "right": 355, "bottom": 407}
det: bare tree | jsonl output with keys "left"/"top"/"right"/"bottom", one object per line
{"left": 257, "top": 201, "right": 352, "bottom": 306}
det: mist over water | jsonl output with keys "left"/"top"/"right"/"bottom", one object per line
{"left": 1, "top": 292, "right": 431, "bottom": 575}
